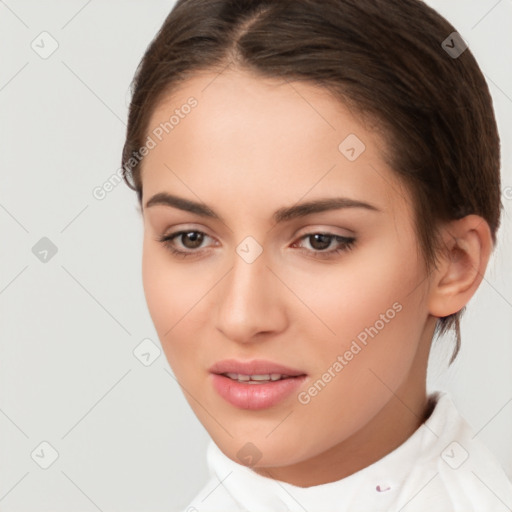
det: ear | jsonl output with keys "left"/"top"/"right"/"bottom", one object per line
{"left": 428, "top": 215, "right": 493, "bottom": 318}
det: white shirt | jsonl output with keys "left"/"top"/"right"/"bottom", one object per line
{"left": 183, "top": 391, "right": 512, "bottom": 511}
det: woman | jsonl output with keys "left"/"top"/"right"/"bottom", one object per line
{"left": 121, "top": 0, "right": 512, "bottom": 509}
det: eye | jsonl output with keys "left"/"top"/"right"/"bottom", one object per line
{"left": 157, "top": 230, "right": 214, "bottom": 258}
{"left": 157, "top": 230, "right": 356, "bottom": 260}
{"left": 292, "top": 232, "right": 356, "bottom": 259}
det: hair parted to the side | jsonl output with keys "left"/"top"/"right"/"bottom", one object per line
{"left": 121, "top": 0, "right": 501, "bottom": 365}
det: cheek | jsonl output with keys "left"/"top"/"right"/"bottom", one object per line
{"left": 141, "top": 238, "right": 215, "bottom": 370}
{"left": 141, "top": 240, "right": 194, "bottom": 341}
{"left": 285, "top": 239, "right": 424, "bottom": 347}
{"left": 291, "top": 245, "right": 426, "bottom": 411}
{"left": 288, "top": 242, "right": 426, "bottom": 395}
{"left": 142, "top": 240, "right": 170, "bottom": 332}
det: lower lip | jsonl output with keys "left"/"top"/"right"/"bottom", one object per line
{"left": 211, "top": 374, "right": 307, "bottom": 410}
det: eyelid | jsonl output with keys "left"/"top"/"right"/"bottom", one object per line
{"left": 161, "top": 229, "right": 216, "bottom": 249}
{"left": 294, "top": 225, "right": 356, "bottom": 239}
{"left": 161, "top": 223, "right": 215, "bottom": 238}
{"left": 161, "top": 224, "right": 355, "bottom": 245}
{"left": 158, "top": 226, "right": 357, "bottom": 264}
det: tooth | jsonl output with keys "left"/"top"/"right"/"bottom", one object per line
{"left": 223, "top": 372, "right": 290, "bottom": 383}
{"left": 250, "top": 374, "right": 271, "bottom": 381}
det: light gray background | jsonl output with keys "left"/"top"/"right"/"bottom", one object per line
{"left": 0, "top": 1, "right": 511, "bottom": 511}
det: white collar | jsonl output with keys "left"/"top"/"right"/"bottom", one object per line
{"left": 188, "top": 391, "right": 512, "bottom": 511}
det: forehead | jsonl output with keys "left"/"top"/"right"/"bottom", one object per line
{"left": 141, "top": 68, "right": 409, "bottom": 218}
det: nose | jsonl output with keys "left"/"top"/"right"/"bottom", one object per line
{"left": 214, "top": 247, "right": 288, "bottom": 344}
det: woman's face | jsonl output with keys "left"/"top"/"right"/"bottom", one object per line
{"left": 140, "top": 69, "right": 437, "bottom": 483}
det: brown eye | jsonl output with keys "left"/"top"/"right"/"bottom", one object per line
{"left": 157, "top": 230, "right": 214, "bottom": 258}
{"left": 308, "top": 234, "right": 333, "bottom": 251}
{"left": 178, "top": 231, "right": 205, "bottom": 249}
{"left": 293, "top": 232, "right": 356, "bottom": 260}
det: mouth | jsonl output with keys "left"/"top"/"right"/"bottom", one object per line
{"left": 209, "top": 358, "right": 307, "bottom": 378}
{"left": 209, "top": 359, "right": 308, "bottom": 410}
{"left": 221, "top": 372, "right": 301, "bottom": 383}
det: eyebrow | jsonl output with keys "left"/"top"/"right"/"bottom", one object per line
{"left": 144, "top": 192, "right": 381, "bottom": 224}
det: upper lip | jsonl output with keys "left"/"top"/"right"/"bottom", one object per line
{"left": 209, "top": 359, "right": 307, "bottom": 377}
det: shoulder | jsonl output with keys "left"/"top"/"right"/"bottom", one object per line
{"left": 394, "top": 391, "right": 512, "bottom": 511}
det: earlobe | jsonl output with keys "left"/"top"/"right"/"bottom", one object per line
{"left": 428, "top": 215, "right": 493, "bottom": 318}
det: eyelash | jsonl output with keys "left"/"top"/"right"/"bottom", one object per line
{"left": 157, "top": 230, "right": 356, "bottom": 260}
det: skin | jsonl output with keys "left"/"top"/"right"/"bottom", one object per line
{"left": 138, "top": 68, "right": 492, "bottom": 487}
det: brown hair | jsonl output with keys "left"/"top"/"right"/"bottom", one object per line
{"left": 121, "top": 0, "right": 501, "bottom": 364}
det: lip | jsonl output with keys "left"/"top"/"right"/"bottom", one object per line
{"left": 209, "top": 359, "right": 308, "bottom": 410}
{"left": 211, "top": 373, "right": 308, "bottom": 410}
{"left": 209, "top": 359, "right": 306, "bottom": 377}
